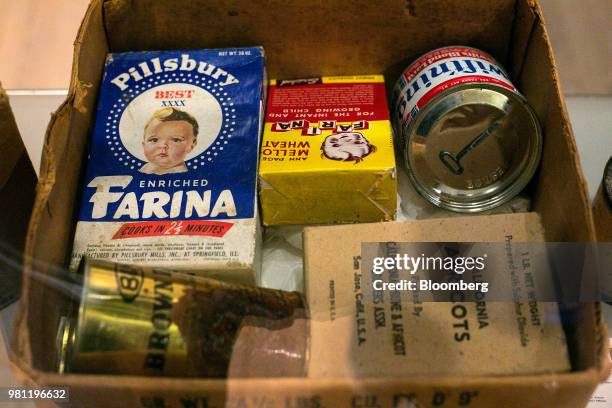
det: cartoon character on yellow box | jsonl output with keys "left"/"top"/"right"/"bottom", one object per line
{"left": 139, "top": 107, "right": 198, "bottom": 175}
{"left": 321, "top": 132, "right": 376, "bottom": 163}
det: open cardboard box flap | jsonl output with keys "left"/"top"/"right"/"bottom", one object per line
{"left": 0, "top": 84, "right": 37, "bottom": 305}
{"left": 0, "top": 85, "right": 27, "bottom": 188}
{"left": 9, "top": 0, "right": 609, "bottom": 406}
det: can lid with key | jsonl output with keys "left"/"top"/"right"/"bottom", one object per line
{"left": 404, "top": 85, "right": 542, "bottom": 212}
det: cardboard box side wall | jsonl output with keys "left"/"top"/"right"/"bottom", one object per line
{"left": 0, "top": 84, "right": 28, "bottom": 187}
{"left": 509, "top": 2, "right": 601, "bottom": 382}
{"left": 512, "top": 0, "right": 605, "bottom": 375}
{"left": 103, "top": 0, "right": 516, "bottom": 79}
{"left": 12, "top": 0, "right": 109, "bottom": 374}
{"left": 0, "top": 83, "right": 37, "bottom": 304}
{"left": 516, "top": 3, "right": 595, "bottom": 243}
{"left": 9, "top": 0, "right": 608, "bottom": 406}
{"left": 3, "top": 371, "right": 608, "bottom": 408}
{"left": 505, "top": 0, "right": 595, "bottom": 243}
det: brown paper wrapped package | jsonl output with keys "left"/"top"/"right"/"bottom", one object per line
{"left": 304, "top": 213, "right": 570, "bottom": 377}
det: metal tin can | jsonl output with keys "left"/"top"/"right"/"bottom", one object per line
{"left": 392, "top": 46, "right": 542, "bottom": 212}
{"left": 57, "top": 258, "right": 308, "bottom": 377}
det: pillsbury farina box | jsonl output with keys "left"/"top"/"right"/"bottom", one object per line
{"left": 70, "top": 48, "right": 265, "bottom": 284}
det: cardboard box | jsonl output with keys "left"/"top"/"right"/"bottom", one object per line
{"left": 0, "top": 83, "right": 37, "bottom": 307}
{"left": 8, "top": 0, "right": 609, "bottom": 407}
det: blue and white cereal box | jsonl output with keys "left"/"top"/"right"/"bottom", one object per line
{"left": 70, "top": 48, "right": 265, "bottom": 284}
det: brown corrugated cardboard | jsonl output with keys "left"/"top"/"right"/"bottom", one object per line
{"left": 0, "top": 83, "right": 37, "bottom": 307}
{"left": 304, "top": 213, "right": 571, "bottom": 378}
{"left": 7, "top": 0, "right": 610, "bottom": 407}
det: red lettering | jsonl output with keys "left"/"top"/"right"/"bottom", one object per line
{"left": 154, "top": 90, "right": 195, "bottom": 99}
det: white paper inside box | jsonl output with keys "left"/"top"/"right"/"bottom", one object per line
{"left": 9, "top": 0, "right": 608, "bottom": 407}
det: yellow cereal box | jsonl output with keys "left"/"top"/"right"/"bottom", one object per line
{"left": 259, "top": 75, "right": 397, "bottom": 225}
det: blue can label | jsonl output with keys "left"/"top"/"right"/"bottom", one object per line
{"left": 70, "top": 48, "right": 265, "bottom": 282}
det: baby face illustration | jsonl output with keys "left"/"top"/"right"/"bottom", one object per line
{"left": 139, "top": 108, "right": 198, "bottom": 175}
{"left": 321, "top": 132, "right": 376, "bottom": 163}
{"left": 143, "top": 119, "right": 195, "bottom": 166}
